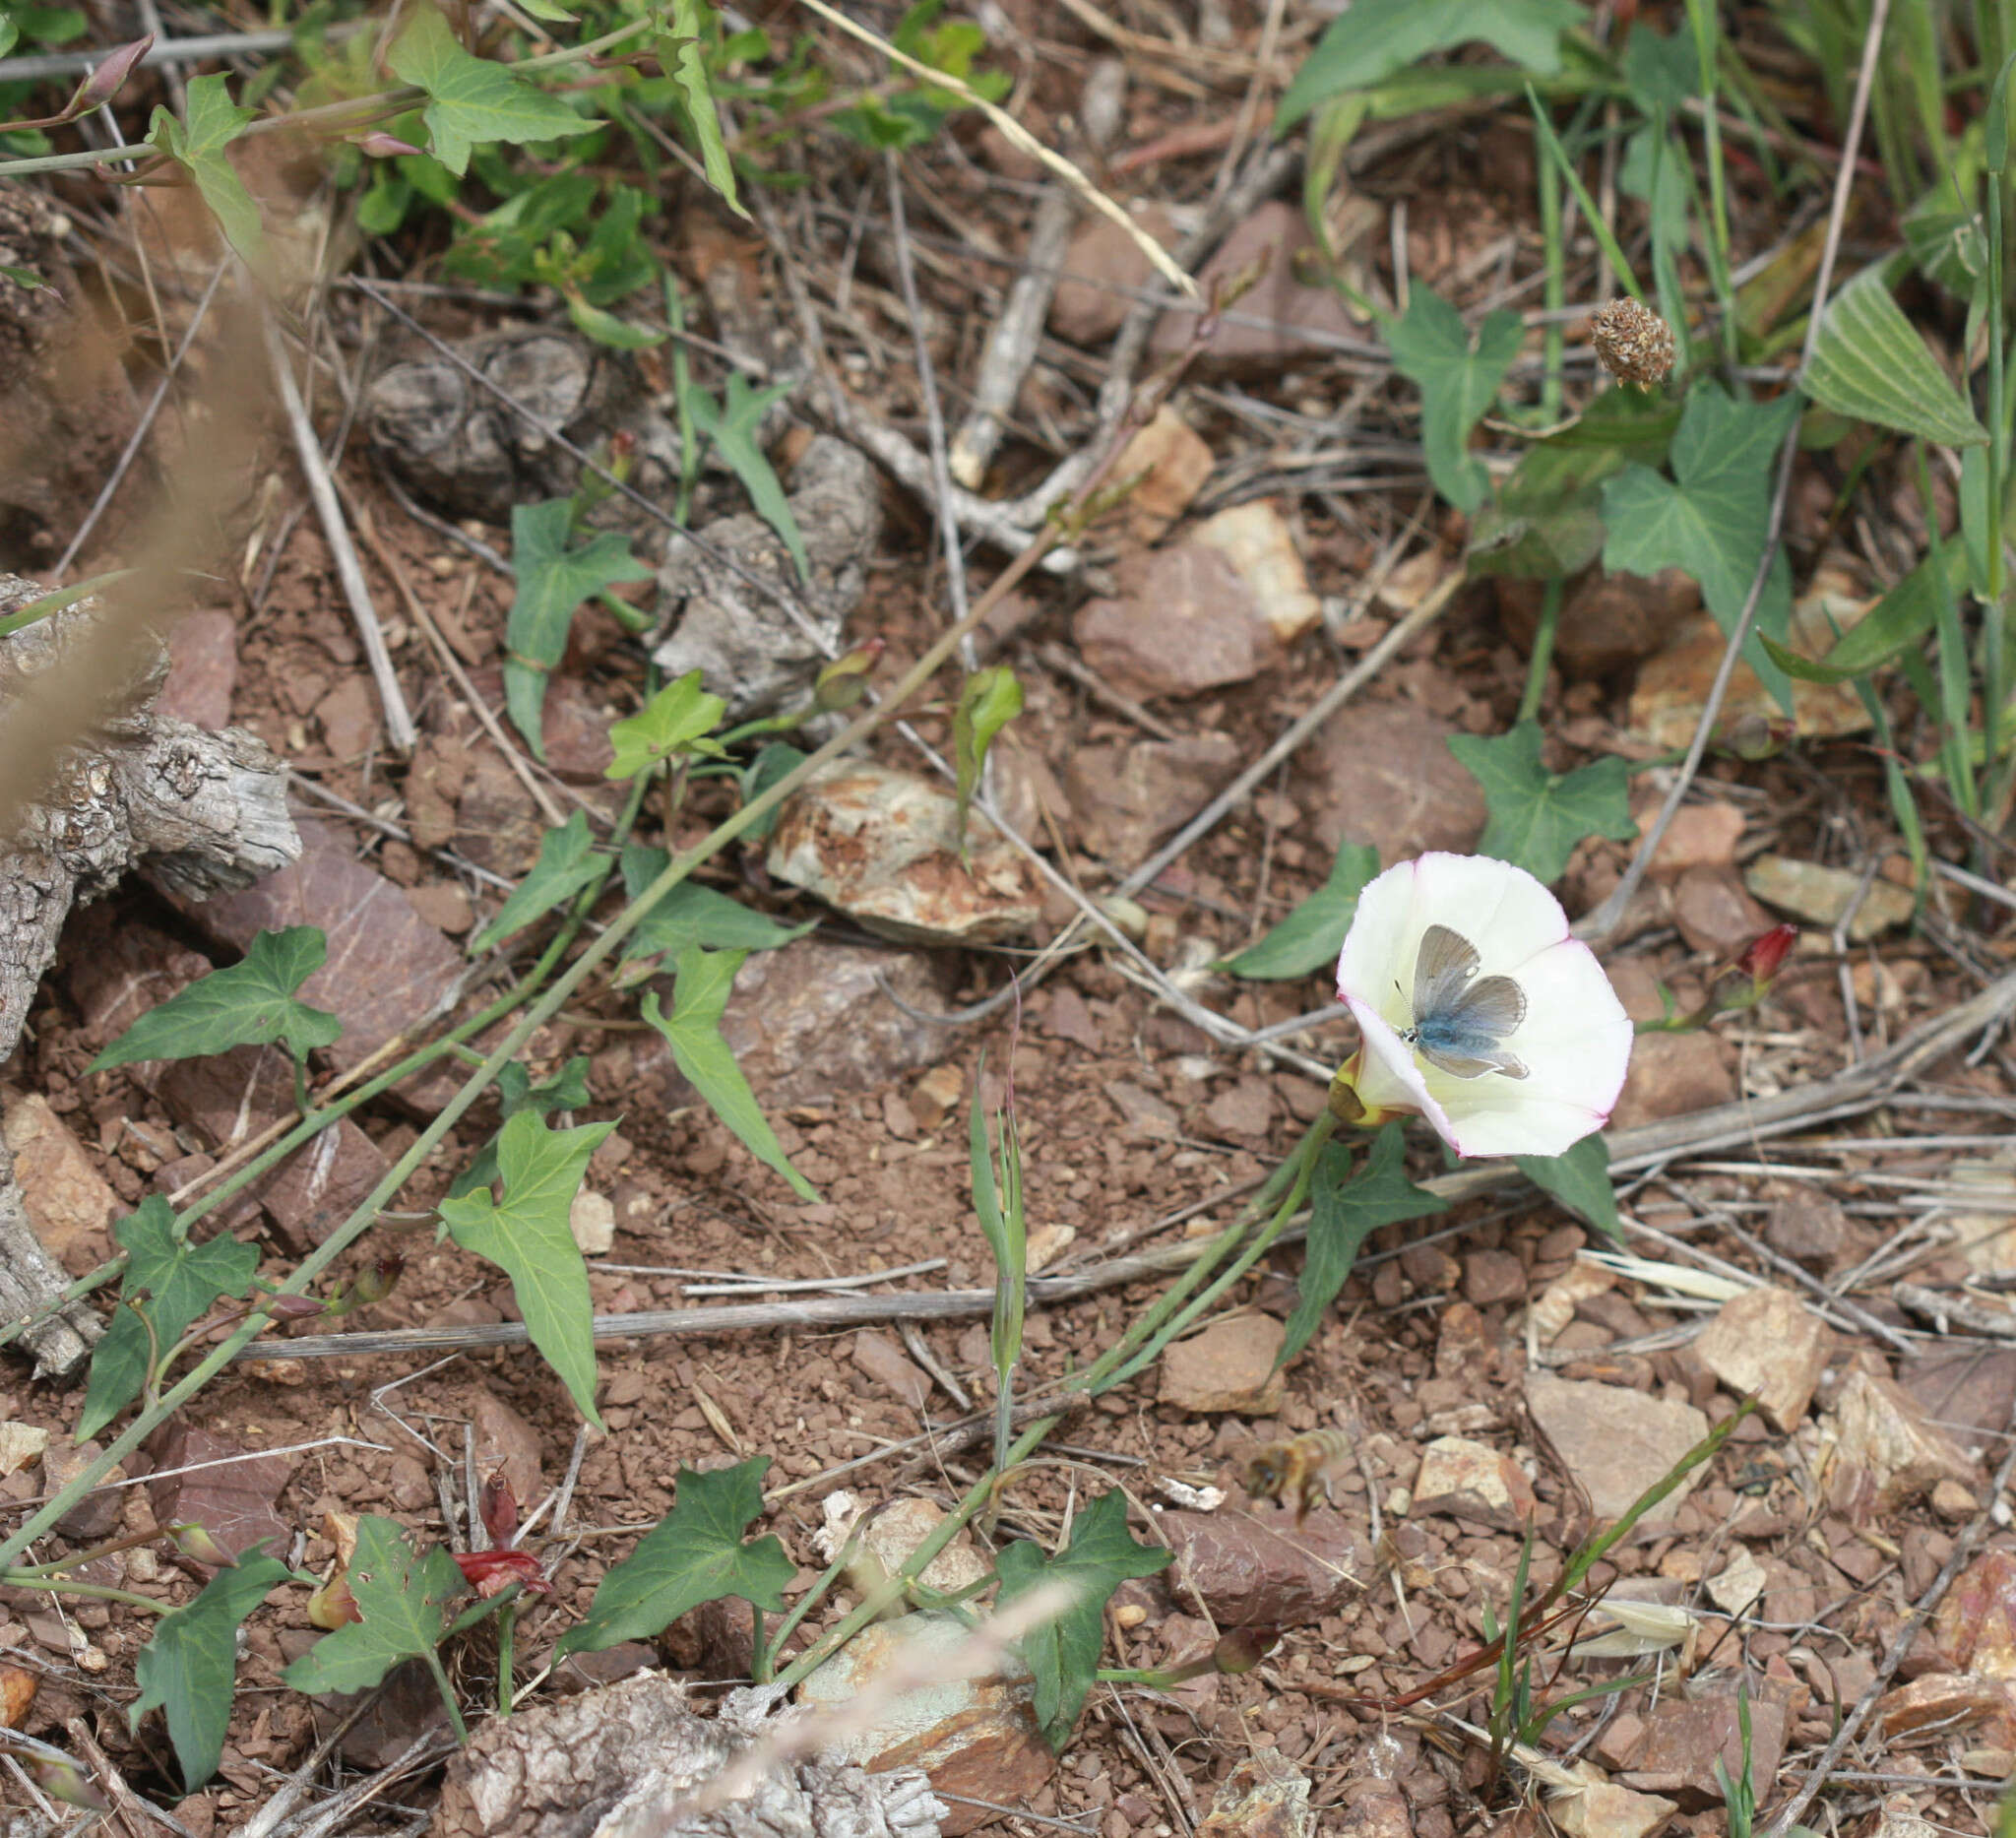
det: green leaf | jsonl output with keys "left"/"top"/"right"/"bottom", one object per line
{"left": 995, "top": 1491, "right": 1171, "bottom": 1749}
{"left": 1761, "top": 539, "right": 1968, "bottom": 683}
{"left": 606, "top": 671, "right": 727, "bottom": 781}
{"left": 1280, "top": 1128, "right": 1447, "bottom": 1367}
{"left": 1277, "top": 0, "right": 1582, "bottom": 130}
{"left": 970, "top": 1068, "right": 1026, "bottom": 1380}
{"left": 1446, "top": 721, "right": 1638, "bottom": 885}
{"left": 1804, "top": 266, "right": 1987, "bottom": 447}
{"left": 144, "top": 74, "right": 271, "bottom": 283}
{"left": 1223, "top": 842, "right": 1379, "bottom": 980}
{"left": 739, "top": 742, "right": 807, "bottom": 842}
{"left": 1383, "top": 285, "right": 1525, "bottom": 514}
{"left": 78, "top": 1198, "right": 261, "bottom": 1439}
{"left": 89, "top": 926, "right": 340, "bottom": 1075}
{"left": 619, "top": 844, "right": 814, "bottom": 958}
{"left": 952, "top": 665, "right": 1024, "bottom": 847}
{"left": 1989, "top": 49, "right": 2016, "bottom": 173}
{"left": 450, "top": 1056, "right": 592, "bottom": 1199}
{"left": 556, "top": 1457, "right": 792, "bottom": 1656}
{"left": 14, "top": 6, "right": 86, "bottom": 42}
{"left": 470, "top": 811, "right": 603, "bottom": 954}
{"left": 505, "top": 499, "right": 651, "bottom": 759}
{"left": 131, "top": 1554, "right": 289, "bottom": 1788}
{"left": 662, "top": 0, "right": 745, "bottom": 219}
{"left": 688, "top": 373, "right": 806, "bottom": 581}
{"left": 0, "top": 21, "right": 18, "bottom": 56}
{"left": 282, "top": 1516, "right": 468, "bottom": 1694}
{"left": 641, "top": 949, "right": 817, "bottom": 1202}
{"left": 439, "top": 1109, "right": 614, "bottom": 1426}
{"left": 1516, "top": 1134, "right": 1619, "bottom": 1237}
{"left": 386, "top": 1, "right": 591, "bottom": 177}
{"left": 1601, "top": 385, "right": 1803, "bottom": 712}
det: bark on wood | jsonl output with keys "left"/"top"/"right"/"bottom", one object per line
{"left": 0, "top": 574, "right": 300, "bottom": 1376}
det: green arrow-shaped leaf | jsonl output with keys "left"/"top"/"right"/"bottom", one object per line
{"left": 557, "top": 1457, "right": 792, "bottom": 1656}
{"left": 449, "top": 1054, "right": 592, "bottom": 1200}
{"left": 660, "top": 0, "right": 745, "bottom": 220}
{"left": 89, "top": 927, "right": 341, "bottom": 1074}
{"left": 1278, "top": 0, "right": 1583, "bottom": 128}
{"left": 387, "top": 1, "right": 592, "bottom": 176}
{"left": 282, "top": 1516, "right": 467, "bottom": 1694}
{"left": 78, "top": 1198, "right": 261, "bottom": 1439}
{"left": 145, "top": 74, "right": 271, "bottom": 283}
{"left": 1516, "top": 1133, "right": 1619, "bottom": 1237}
{"left": 505, "top": 500, "right": 652, "bottom": 759}
{"left": 439, "top": 1109, "right": 614, "bottom": 1427}
{"left": 1223, "top": 842, "right": 1379, "bottom": 981}
{"left": 1601, "top": 384, "right": 1803, "bottom": 711}
{"left": 1384, "top": 285, "right": 1525, "bottom": 514}
{"left": 995, "top": 1490, "right": 1171, "bottom": 1749}
{"left": 605, "top": 671, "right": 727, "bottom": 781}
{"left": 1446, "top": 721, "right": 1638, "bottom": 885}
{"left": 618, "top": 845, "right": 815, "bottom": 960}
{"left": 131, "top": 1553, "right": 289, "bottom": 1788}
{"left": 470, "top": 811, "right": 604, "bottom": 954}
{"left": 641, "top": 948, "right": 817, "bottom": 1202}
{"left": 1280, "top": 1128, "right": 1447, "bottom": 1366}
{"left": 1804, "top": 265, "right": 1987, "bottom": 448}
{"left": 688, "top": 373, "right": 806, "bottom": 580}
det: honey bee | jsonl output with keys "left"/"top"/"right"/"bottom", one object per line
{"left": 1240, "top": 1427, "right": 1354, "bottom": 1524}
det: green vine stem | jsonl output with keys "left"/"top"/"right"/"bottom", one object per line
{"left": 0, "top": 1574, "right": 164, "bottom": 1615}
{"left": 0, "top": 377, "right": 1111, "bottom": 1572}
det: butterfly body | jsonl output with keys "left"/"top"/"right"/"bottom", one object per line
{"left": 1401, "top": 922, "right": 1530, "bottom": 1081}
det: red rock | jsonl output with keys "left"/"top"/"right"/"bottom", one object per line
{"left": 469, "top": 1388, "right": 544, "bottom": 1511}
{"left": 1671, "top": 866, "right": 1774, "bottom": 958}
{"left": 1826, "top": 1370, "right": 1976, "bottom": 1519}
{"left": 1525, "top": 1372, "right": 1708, "bottom": 1526}
{"left": 178, "top": 817, "right": 466, "bottom": 1080}
{"left": 1462, "top": 1249, "right": 1526, "bottom": 1307}
{"left": 1303, "top": 702, "right": 1486, "bottom": 865}
{"left": 407, "top": 881, "right": 473, "bottom": 934}
{"left": 1150, "top": 202, "right": 1364, "bottom": 367}
{"left": 242, "top": 1113, "right": 390, "bottom": 1252}
{"left": 1203, "top": 1077, "right": 1277, "bottom": 1142}
{"left": 1874, "top": 1673, "right": 2016, "bottom": 1741}
{"left": 315, "top": 676, "right": 380, "bottom": 760}
{"left": 1692, "top": 1286, "right": 1830, "bottom": 1430}
{"left": 1609, "top": 1032, "right": 1735, "bottom": 1131}
{"left": 1102, "top": 1080, "right": 1180, "bottom": 1140}
{"left": 405, "top": 734, "right": 471, "bottom": 852}
{"left": 1, "top": 1092, "right": 119, "bottom": 1276}
{"left": 1051, "top": 205, "right": 1180, "bottom": 347}
{"left": 1115, "top": 406, "right": 1214, "bottom": 542}
{"left": 1934, "top": 1550, "right": 2016, "bottom": 1680}
{"left": 455, "top": 748, "right": 545, "bottom": 876}
{"left": 145, "top": 1424, "right": 292, "bottom": 1567}
{"left": 851, "top": 1330, "right": 931, "bottom": 1412}
{"left": 1162, "top": 1507, "right": 1370, "bottom": 1626}
{"left": 1074, "top": 544, "right": 1267, "bottom": 701}
{"left": 1633, "top": 798, "right": 1745, "bottom": 878}
{"left": 1765, "top": 1190, "right": 1857, "bottom": 1272}
{"left": 1411, "top": 1436, "right": 1536, "bottom": 1530}
{"left": 1066, "top": 732, "right": 1241, "bottom": 860}
{"left": 1159, "top": 1315, "right": 1285, "bottom": 1414}
{"left": 158, "top": 609, "right": 239, "bottom": 729}
{"left": 1622, "top": 1691, "right": 1788, "bottom": 1809}
{"left": 39, "top": 1436, "right": 125, "bottom": 1543}
{"left": 1497, "top": 568, "right": 1701, "bottom": 678}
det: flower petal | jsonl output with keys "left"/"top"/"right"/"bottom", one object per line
{"left": 1346, "top": 1000, "right": 1462, "bottom": 1146}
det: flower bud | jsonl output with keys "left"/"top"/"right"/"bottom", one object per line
{"left": 307, "top": 1571, "right": 361, "bottom": 1629}
{"left": 1212, "top": 1626, "right": 1280, "bottom": 1674}
{"left": 1719, "top": 712, "right": 1796, "bottom": 760}
{"left": 167, "top": 1522, "right": 234, "bottom": 1566}
{"left": 453, "top": 1549, "right": 553, "bottom": 1598}
{"left": 1735, "top": 922, "right": 1796, "bottom": 989}
{"left": 814, "top": 637, "right": 885, "bottom": 712}
{"left": 266, "top": 1294, "right": 328, "bottom": 1322}
{"left": 1590, "top": 299, "right": 1675, "bottom": 388}
{"left": 353, "top": 1252, "right": 405, "bottom": 1307}
{"left": 31, "top": 1755, "right": 108, "bottom": 1811}
{"left": 350, "top": 131, "right": 424, "bottom": 158}
{"left": 480, "top": 1472, "right": 520, "bottom": 1549}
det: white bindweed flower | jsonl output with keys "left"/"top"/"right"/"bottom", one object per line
{"left": 1334, "top": 853, "right": 1632, "bottom": 1160}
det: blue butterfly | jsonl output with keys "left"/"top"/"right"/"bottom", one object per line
{"left": 1399, "top": 923, "right": 1529, "bottom": 1081}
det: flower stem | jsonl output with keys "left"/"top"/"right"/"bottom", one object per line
{"left": 1517, "top": 579, "right": 1563, "bottom": 727}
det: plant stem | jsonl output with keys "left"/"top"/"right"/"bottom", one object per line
{"left": 1517, "top": 579, "right": 1564, "bottom": 726}
{"left": 749, "top": 1603, "right": 767, "bottom": 1684}
{"left": 0, "top": 1575, "right": 165, "bottom": 1614}
{"left": 497, "top": 1601, "right": 516, "bottom": 1714}
{"left": 426, "top": 1652, "right": 471, "bottom": 1745}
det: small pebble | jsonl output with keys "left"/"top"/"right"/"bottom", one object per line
{"left": 1932, "top": 1479, "right": 1980, "bottom": 1522}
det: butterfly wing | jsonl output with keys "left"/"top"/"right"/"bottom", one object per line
{"left": 1411, "top": 924, "right": 1480, "bottom": 1018}
{"left": 1416, "top": 974, "right": 1531, "bottom": 1081}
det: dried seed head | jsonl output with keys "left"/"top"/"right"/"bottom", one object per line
{"left": 1591, "top": 299, "right": 1675, "bottom": 387}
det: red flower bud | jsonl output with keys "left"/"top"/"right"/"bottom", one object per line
{"left": 1735, "top": 922, "right": 1796, "bottom": 987}
{"left": 479, "top": 1471, "right": 519, "bottom": 1549}
{"left": 267, "top": 1294, "right": 328, "bottom": 1322}
{"left": 350, "top": 132, "right": 424, "bottom": 158}
{"left": 1212, "top": 1626, "right": 1280, "bottom": 1674}
{"left": 31, "top": 1755, "right": 108, "bottom": 1811}
{"left": 353, "top": 1252, "right": 404, "bottom": 1306}
{"left": 814, "top": 637, "right": 886, "bottom": 712}
{"left": 452, "top": 1549, "right": 552, "bottom": 1599}
{"left": 167, "top": 1522, "right": 234, "bottom": 1566}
